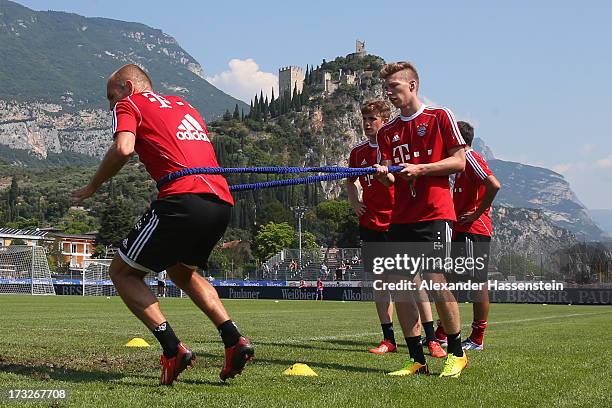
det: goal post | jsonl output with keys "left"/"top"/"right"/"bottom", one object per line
{"left": 0, "top": 245, "right": 56, "bottom": 295}
{"left": 82, "top": 259, "right": 182, "bottom": 297}
{"left": 82, "top": 259, "right": 115, "bottom": 296}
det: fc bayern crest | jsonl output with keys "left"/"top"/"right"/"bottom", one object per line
{"left": 416, "top": 123, "right": 428, "bottom": 137}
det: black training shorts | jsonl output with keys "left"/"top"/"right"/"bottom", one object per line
{"left": 450, "top": 231, "right": 491, "bottom": 282}
{"left": 118, "top": 193, "right": 231, "bottom": 273}
{"left": 387, "top": 220, "right": 452, "bottom": 274}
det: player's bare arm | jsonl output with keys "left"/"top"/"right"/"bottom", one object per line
{"left": 71, "top": 131, "right": 135, "bottom": 202}
{"left": 459, "top": 174, "right": 501, "bottom": 224}
{"left": 345, "top": 177, "right": 367, "bottom": 217}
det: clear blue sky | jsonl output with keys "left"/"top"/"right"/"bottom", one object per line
{"left": 17, "top": 0, "right": 612, "bottom": 210}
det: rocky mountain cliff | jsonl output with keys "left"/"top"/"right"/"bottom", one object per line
{"left": 470, "top": 140, "right": 603, "bottom": 241}
{"left": 491, "top": 206, "right": 577, "bottom": 257}
{"left": 0, "top": 0, "right": 247, "bottom": 160}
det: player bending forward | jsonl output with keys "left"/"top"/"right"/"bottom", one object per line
{"left": 72, "top": 64, "right": 254, "bottom": 385}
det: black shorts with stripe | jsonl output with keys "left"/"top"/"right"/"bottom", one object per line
{"left": 388, "top": 220, "right": 453, "bottom": 273}
{"left": 450, "top": 231, "right": 491, "bottom": 282}
{"left": 118, "top": 193, "right": 231, "bottom": 273}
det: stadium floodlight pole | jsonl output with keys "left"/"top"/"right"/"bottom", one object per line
{"left": 291, "top": 206, "right": 307, "bottom": 271}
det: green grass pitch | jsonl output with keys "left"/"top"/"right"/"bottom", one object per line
{"left": 0, "top": 296, "right": 611, "bottom": 407}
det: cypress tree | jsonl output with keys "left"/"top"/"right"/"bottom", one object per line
{"left": 259, "top": 90, "right": 265, "bottom": 113}
{"left": 292, "top": 84, "right": 298, "bottom": 110}
{"left": 270, "top": 88, "right": 276, "bottom": 117}
{"left": 264, "top": 95, "right": 269, "bottom": 118}
{"left": 253, "top": 94, "right": 259, "bottom": 120}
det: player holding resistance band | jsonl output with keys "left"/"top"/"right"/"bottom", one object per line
{"left": 347, "top": 101, "right": 446, "bottom": 359}
{"left": 374, "top": 61, "right": 468, "bottom": 377}
{"left": 71, "top": 64, "right": 254, "bottom": 385}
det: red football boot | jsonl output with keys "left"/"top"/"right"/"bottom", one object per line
{"left": 427, "top": 340, "right": 448, "bottom": 358}
{"left": 220, "top": 336, "right": 254, "bottom": 381}
{"left": 159, "top": 342, "right": 195, "bottom": 385}
{"left": 368, "top": 340, "right": 397, "bottom": 355}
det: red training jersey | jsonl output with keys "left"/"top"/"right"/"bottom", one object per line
{"left": 112, "top": 92, "right": 234, "bottom": 205}
{"left": 453, "top": 149, "right": 494, "bottom": 236}
{"left": 376, "top": 106, "right": 465, "bottom": 224}
{"left": 348, "top": 141, "right": 394, "bottom": 232}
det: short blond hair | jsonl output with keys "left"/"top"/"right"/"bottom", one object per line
{"left": 110, "top": 64, "right": 153, "bottom": 90}
{"left": 380, "top": 61, "right": 419, "bottom": 84}
{"left": 361, "top": 100, "right": 392, "bottom": 121}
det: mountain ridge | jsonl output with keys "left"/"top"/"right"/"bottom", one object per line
{"left": 0, "top": 0, "right": 246, "bottom": 118}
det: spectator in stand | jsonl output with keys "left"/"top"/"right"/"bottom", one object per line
{"left": 290, "top": 259, "right": 298, "bottom": 275}
{"left": 336, "top": 264, "right": 345, "bottom": 281}
{"left": 320, "top": 263, "right": 328, "bottom": 279}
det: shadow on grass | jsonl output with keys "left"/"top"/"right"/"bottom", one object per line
{"left": 190, "top": 350, "right": 386, "bottom": 375}
{"left": 0, "top": 362, "right": 125, "bottom": 383}
{"left": 0, "top": 361, "right": 232, "bottom": 388}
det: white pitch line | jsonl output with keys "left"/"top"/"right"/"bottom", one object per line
{"left": 278, "top": 332, "right": 382, "bottom": 345}
{"left": 271, "top": 311, "right": 612, "bottom": 345}
{"left": 5, "top": 312, "right": 611, "bottom": 343}
{"left": 490, "top": 311, "right": 612, "bottom": 325}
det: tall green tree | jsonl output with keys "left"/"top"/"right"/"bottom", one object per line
{"left": 263, "top": 95, "right": 269, "bottom": 118}
{"left": 232, "top": 103, "right": 240, "bottom": 120}
{"left": 253, "top": 94, "right": 260, "bottom": 120}
{"left": 8, "top": 176, "right": 18, "bottom": 222}
{"left": 305, "top": 200, "right": 359, "bottom": 247}
{"left": 96, "top": 197, "right": 134, "bottom": 247}
{"left": 254, "top": 222, "right": 295, "bottom": 262}
{"left": 269, "top": 88, "right": 276, "bottom": 117}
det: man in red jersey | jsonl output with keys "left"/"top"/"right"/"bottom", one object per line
{"left": 347, "top": 101, "right": 396, "bottom": 354}
{"left": 347, "top": 101, "right": 446, "bottom": 359}
{"left": 71, "top": 64, "right": 253, "bottom": 385}
{"left": 374, "top": 61, "right": 468, "bottom": 377}
{"left": 436, "top": 121, "right": 500, "bottom": 351}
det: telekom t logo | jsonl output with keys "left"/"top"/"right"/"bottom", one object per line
{"left": 143, "top": 92, "right": 172, "bottom": 108}
{"left": 392, "top": 144, "right": 411, "bottom": 163}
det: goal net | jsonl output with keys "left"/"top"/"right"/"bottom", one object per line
{"left": 0, "top": 245, "right": 56, "bottom": 295}
{"left": 82, "top": 259, "right": 180, "bottom": 297}
{"left": 82, "top": 259, "right": 116, "bottom": 296}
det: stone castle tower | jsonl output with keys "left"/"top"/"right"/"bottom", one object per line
{"left": 278, "top": 66, "right": 304, "bottom": 96}
{"left": 355, "top": 40, "right": 366, "bottom": 56}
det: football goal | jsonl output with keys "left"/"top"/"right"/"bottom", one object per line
{"left": 0, "top": 245, "right": 56, "bottom": 295}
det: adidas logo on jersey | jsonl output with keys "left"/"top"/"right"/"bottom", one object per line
{"left": 360, "top": 159, "right": 368, "bottom": 165}
{"left": 176, "top": 113, "right": 210, "bottom": 142}
{"left": 392, "top": 134, "right": 400, "bottom": 142}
